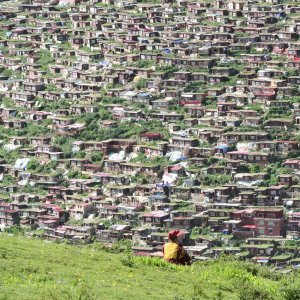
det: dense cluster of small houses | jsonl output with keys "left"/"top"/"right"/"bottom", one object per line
{"left": 0, "top": 0, "right": 300, "bottom": 267}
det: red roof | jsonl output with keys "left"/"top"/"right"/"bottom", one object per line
{"left": 284, "top": 160, "right": 300, "bottom": 164}
{"left": 253, "top": 92, "right": 274, "bottom": 96}
{"left": 233, "top": 210, "right": 246, "bottom": 215}
{"left": 0, "top": 209, "right": 18, "bottom": 213}
{"left": 242, "top": 225, "right": 255, "bottom": 229}
{"left": 48, "top": 186, "right": 66, "bottom": 190}
{"left": 143, "top": 211, "right": 169, "bottom": 218}
{"left": 269, "top": 185, "right": 284, "bottom": 190}
{"left": 141, "top": 132, "right": 162, "bottom": 138}
{"left": 82, "top": 164, "right": 101, "bottom": 168}
{"left": 170, "top": 165, "right": 183, "bottom": 171}
{"left": 291, "top": 212, "right": 300, "bottom": 216}
{"left": 93, "top": 173, "right": 110, "bottom": 177}
{"left": 294, "top": 56, "right": 300, "bottom": 62}
{"left": 228, "top": 151, "right": 249, "bottom": 155}
{"left": 179, "top": 100, "right": 201, "bottom": 105}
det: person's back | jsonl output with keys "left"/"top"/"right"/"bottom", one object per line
{"left": 163, "top": 241, "right": 180, "bottom": 263}
{"left": 163, "top": 230, "right": 192, "bottom": 265}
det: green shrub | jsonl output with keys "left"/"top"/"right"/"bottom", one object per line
{"left": 281, "top": 280, "right": 300, "bottom": 300}
{"left": 239, "top": 282, "right": 273, "bottom": 300}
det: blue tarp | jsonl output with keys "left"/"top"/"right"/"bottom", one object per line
{"left": 215, "top": 144, "right": 229, "bottom": 153}
{"left": 138, "top": 92, "right": 150, "bottom": 97}
{"left": 174, "top": 39, "right": 187, "bottom": 44}
{"left": 99, "top": 60, "right": 109, "bottom": 66}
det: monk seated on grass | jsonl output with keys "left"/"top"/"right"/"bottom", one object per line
{"left": 163, "top": 230, "right": 191, "bottom": 265}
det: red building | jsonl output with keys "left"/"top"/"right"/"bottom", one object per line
{"left": 142, "top": 211, "right": 169, "bottom": 227}
{"left": 227, "top": 208, "right": 284, "bottom": 238}
{"left": 253, "top": 208, "right": 284, "bottom": 237}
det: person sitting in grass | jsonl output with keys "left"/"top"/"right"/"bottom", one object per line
{"left": 163, "top": 230, "right": 191, "bottom": 265}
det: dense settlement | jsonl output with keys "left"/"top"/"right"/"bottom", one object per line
{"left": 0, "top": 0, "right": 299, "bottom": 266}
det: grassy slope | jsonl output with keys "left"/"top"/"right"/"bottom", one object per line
{"left": 0, "top": 235, "right": 293, "bottom": 300}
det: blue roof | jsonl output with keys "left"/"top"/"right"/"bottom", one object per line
{"left": 138, "top": 92, "right": 150, "bottom": 97}
{"left": 99, "top": 60, "right": 109, "bottom": 66}
{"left": 215, "top": 144, "right": 229, "bottom": 150}
{"left": 149, "top": 195, "right": 165, "bottom": 200}
{"left": 174, "top": 39, "right": 187, "bottom": 44}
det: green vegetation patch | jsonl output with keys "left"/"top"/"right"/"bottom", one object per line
{"left": 0, "top": 235, "right": 300, "bottom": 299}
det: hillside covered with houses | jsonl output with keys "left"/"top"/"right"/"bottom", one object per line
{"left": 0, "top": 0, "right": 299, "bottom": 267}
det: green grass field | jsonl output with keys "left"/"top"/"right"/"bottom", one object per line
{"left": 0, "top": 235, "right": 299, "bottom": 300}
